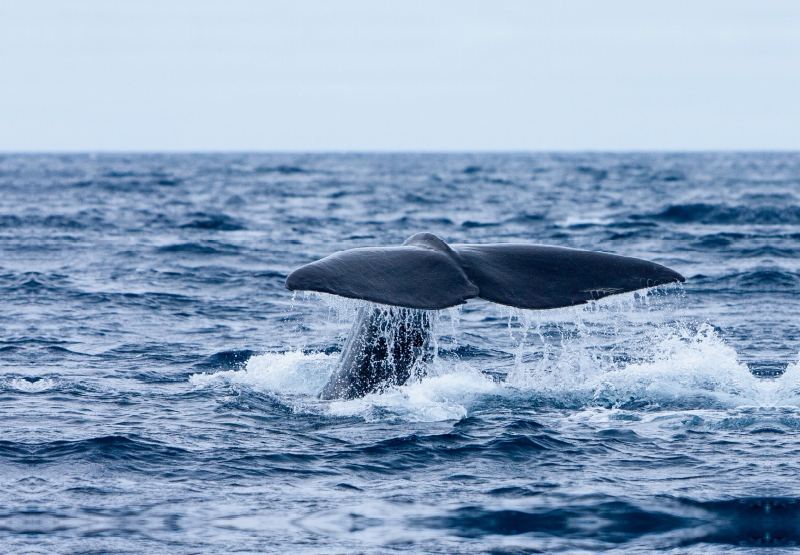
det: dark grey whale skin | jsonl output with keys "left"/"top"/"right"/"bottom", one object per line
{"left": 285, "top": 233, "right": 478, "bottom": 310}
{"left": 287, "top": 233, "right": 685, "bottom": 400}
{"left": 318, "top": 306, "right": 433, "bottom": 400}
{"left": 286, "top": 232, "right": 684, "bottom": 310}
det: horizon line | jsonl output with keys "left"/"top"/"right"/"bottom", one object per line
{"left": 2, "top": 149, "right": 799, "bottom": 155}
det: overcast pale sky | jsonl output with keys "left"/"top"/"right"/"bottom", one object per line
{"left": 1, "top": 0, "right": 798, "bottom": 151}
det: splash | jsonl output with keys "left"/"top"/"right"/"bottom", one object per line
{"left": 506, "top": 323, "right": 763, "bottom": 408}
{"left": 190, "top": 351, "right": 335, "bottom": 395}
{"left": 192, "top": 289, "right": 800, "bottom": 420}
{"left": 5, "top": 377, "right": 59, "bottom": 393}
{"left": 771, "top": 358, "right": 800, "bottom": 405}
{"left": 190, "top": 351, "right": 499, "bottom": 422}
{"left": 328, "top": 362, "right": 500, "bottom": 422}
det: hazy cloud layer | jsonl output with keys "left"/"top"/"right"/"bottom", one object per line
{"left": 1, "top": 0, "right": 798, "bottom": 151}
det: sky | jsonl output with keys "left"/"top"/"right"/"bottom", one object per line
{"left": 1, "top": 0, "right": 799, "bottom": 152}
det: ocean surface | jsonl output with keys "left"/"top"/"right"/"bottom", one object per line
{"left": 2, "top": 153, "right": 800, "bottom": 554}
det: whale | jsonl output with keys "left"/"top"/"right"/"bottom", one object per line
{"left": 286, "top": 232, "right": 684, "bottom": 400}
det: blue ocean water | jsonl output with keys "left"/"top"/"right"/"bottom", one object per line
{"left": 2, "top": 153, "right": 800, "bottom": 554}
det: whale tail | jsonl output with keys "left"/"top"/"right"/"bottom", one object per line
{"left": 285, "top": 232, "right": 684, "bottom": 311}
{"left": 287, "top": 232, "right": 684, "bottom": 400}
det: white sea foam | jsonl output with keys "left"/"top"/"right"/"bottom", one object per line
{"left": 190, "top": 312, "right": 800, "bottom": 422}
{"left": 506, "top": 322, "right": 765, "bottom": 407}
{"left": 771, "top": 358, "right": 800, "bottom": 405}
{"left": 558, "top": 215, "right": 614, "bottom": 228}
{"left": 328, "top": 363, "right": 500, "bottom": 422}
{"left": 190, "top": 350, "right": 335, "bottom": 395}
{"left": 190, "top": 353, "right": 499, "bottom": 422}
{"left": 6, "top": 377, "right": 59, "bottom": 393}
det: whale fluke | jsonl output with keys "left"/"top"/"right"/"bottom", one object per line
{"left": 452, "top": 243, "right": 684, "bottom": 310}
{"left": 287, "top": 232, "right": 684, "bottom": 400}
{"left": 286, "top": 232, "right": 684, "bottom": 310}
{"left": 285, "top": 236, "right": 478, "bottom": 310}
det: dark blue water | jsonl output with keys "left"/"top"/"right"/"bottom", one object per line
{"left": 3, "top": 153, "right": 800, "bottom": 554}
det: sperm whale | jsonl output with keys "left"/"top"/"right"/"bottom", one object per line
{"left": 285, "top": 232, "right": 684, "bottom": 400}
